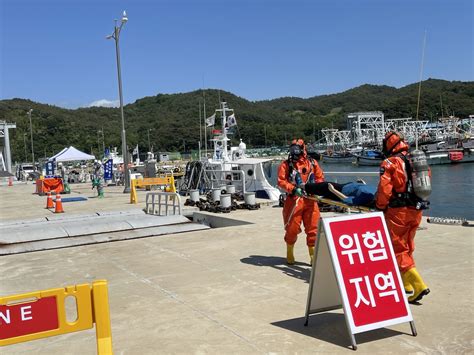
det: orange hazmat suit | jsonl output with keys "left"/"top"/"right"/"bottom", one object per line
{"left": 376, "top": 132, "right": 422, "bottom": 273}
{"left": 278, "top": 139, "right": 324, "bottom": 247}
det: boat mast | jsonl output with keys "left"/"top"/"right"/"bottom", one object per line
{"left": 202, "top": 87, "right": 207, "bottom": 157}
{"left": 215, "top": 101, "right": 232, "bottom": 161}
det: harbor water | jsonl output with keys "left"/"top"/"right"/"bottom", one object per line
{"left": 266, "top": 161, "right": 474, "bottom": 220}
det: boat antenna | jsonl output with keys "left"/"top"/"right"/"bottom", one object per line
{"left": 415, "top": 30, "right": 427, "bottom": 150}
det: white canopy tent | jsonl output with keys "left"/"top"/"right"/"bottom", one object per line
{"left": 49, "top": 146, "right": 95, "bottom": 162}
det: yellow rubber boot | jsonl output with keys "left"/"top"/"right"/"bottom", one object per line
{"left": 404, "top": 268, "right": 430, "bottom": 303}
{"left": 401, "top": 272, "right": 414, "bottom": 296}
{"left": 286, "top": 244, "right": 295, "bottom": 265}
{"left": 308, "top": 246, "right": 315, "bottom": 265}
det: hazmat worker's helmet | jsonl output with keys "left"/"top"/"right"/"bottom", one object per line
{"left": 382, "top": 131, "right": 408, "bottom": 157}
{"left": 289, "top": 139, "right": 305, "bottom": 161}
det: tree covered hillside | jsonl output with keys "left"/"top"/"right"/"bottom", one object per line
{"left": 1, "top": 79, "right": 473, "bottom": 162}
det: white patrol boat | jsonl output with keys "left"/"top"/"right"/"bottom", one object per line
{"left": 203, "top": 101, "right": 280, "bottom": 201}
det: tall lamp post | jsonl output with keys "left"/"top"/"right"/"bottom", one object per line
{"left": 23, "top": 133, "right": 28, "bottom": 162}
{"left": 27, "top": 109, "right": 35, "bottom": 167}
{"left": 107, "top": 11, "right": 130, "bottom": 193}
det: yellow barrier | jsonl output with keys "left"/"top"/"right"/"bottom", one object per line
{"left": 130, "top": 176, "right": 176, "bottom": 204}
{"left": 0, "top": 280, "right": 113, "bottom": 354}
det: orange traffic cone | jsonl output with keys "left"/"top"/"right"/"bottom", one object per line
{"left": 8, "top": 176, "right": 13, "bottom": 186}
{"left": 54, "top": 192, "right": 64, "bottom": 213}
{"left": 45, "top": 191, "right": 54, "bottom": 209}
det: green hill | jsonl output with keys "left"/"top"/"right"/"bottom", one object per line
{"left": 1, "top": 78, "right": 473, "bottom": 162}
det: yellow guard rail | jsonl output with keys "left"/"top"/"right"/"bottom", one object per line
{"left": 130, "top": 176, "right": 176, "bottom": 204}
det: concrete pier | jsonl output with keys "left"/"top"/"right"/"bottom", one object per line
{"left": 0, "top": 183, "right": 473, "bottom": 353}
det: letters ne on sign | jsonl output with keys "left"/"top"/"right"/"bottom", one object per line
{"left": 0, "top": 306, "right": 33, "bottom": 325}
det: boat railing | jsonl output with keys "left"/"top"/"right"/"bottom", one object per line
{"left": 145, "top": 192, "right": 182, "bottom": 216}
{"left": 204, "top": 169, "right": 246, "bottom": 194}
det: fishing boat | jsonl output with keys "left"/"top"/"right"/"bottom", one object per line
{"left": 320, "top": 151, "right": 354, "bottom": 164}
{"left": 352, "top": 149, "right": 384, "bottom": 166}
{"left": 418, "top": 136, "right": 474, "bottom": 165}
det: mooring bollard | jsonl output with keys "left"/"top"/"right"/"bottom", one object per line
{"left": 220, "top": 194, "right": 231, "bottom": 208}
{"left": 225, "top": 185, "right": 236, "bottom": 194}
{"left": 211, "top": 188, "right": 221, "bottom": 203}
{"left": 244, "top": 192, "right": 256, "bottom": 206}
{"left": 189, "top": 189, "right": 200, "bottom": 202}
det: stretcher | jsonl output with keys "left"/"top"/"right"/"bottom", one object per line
{"left": 304, "top": 195, "right": 374, "bottom": 213}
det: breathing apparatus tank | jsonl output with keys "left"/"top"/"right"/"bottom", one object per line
{"left": 409, "top": 149, "right": 431, "bottom": 200}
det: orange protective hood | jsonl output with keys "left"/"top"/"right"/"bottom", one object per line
{"left": 382, "top": 132, "right": 409, "bottom": 156}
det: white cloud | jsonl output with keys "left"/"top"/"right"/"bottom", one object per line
{"left": 88, "top": 99, "right": 120, "bottom": 108}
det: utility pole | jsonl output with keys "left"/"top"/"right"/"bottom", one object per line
{"left": 23, "top": 133, "right": 28, "bottom": 162}
{"left": 27, "top": 109, "right": 34, "bottom": 166}
{"left": 107, "top": 10, "right": 130, "bottom": 192}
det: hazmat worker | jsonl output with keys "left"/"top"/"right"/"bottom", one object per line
{"left": 278, "top": 139, "right": 324, "bottom": 265}
{"left": 376, "top": 131, "right": 430, "bottom": 303}
{"left": 92, "top": 160, "right": 105, "bottom": 198}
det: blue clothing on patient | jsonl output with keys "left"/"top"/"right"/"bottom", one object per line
{"left": 341, "top": 182, "right": 376, "bottom": 206}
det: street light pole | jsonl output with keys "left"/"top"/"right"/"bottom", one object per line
{"left": 23, "top": 133, "right": 28, "bottom": 162}
{"left": 107, "top": 11, "right": 130, "bottom": 193}
{"left": 27, "top": 109, "right": 35, "bottom": 167}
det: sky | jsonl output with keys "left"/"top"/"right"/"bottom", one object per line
{"left": 1, "top": 0, "right": 473, "bottom": 108}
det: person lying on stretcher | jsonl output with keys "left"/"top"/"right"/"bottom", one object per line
{"left": 304, "top": 180, "right": 376, "bottom": 207}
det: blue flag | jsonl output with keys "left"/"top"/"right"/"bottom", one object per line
{"left": 104, "top": 159, "right": 113, "bottom": 180}
{"left": 46, "top": 161, "right": 55, "bottom": 176}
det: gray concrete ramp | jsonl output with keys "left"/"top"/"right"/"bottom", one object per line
{"left": 0, "top": 212, "right": 209, "bottom": 255}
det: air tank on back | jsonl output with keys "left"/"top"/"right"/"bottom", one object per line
{"left": 410, "top": 149, "right": 431, "bottom": 200}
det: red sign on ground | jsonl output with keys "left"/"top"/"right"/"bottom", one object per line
{"left": 324, "top": 213, "right": 412, "bottom": 334}
{"left": 0, "top": 296, "right": 59, "bottom": 340}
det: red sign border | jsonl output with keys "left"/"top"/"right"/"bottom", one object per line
{"left": 322, "top": 212, "right": 413, "bottom": 334}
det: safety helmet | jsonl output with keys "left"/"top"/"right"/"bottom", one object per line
{"left": 289, "top": 139, "right": 305, "bottom": 161}
{"left": 382, "top": 131, "right": 408, "bottom": 157}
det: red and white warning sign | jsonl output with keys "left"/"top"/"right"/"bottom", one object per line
{"left": 0, "top": 296, "right": 59, "bottom": 340}
{"left": 305, "top": 212, "right": 415, "bottom": 349}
